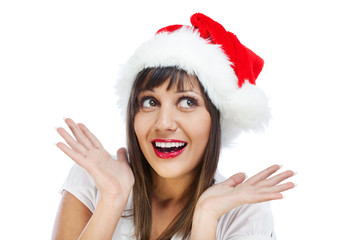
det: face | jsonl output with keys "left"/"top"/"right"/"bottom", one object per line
{"left": 134, "top": 78, "right": 211, "bottom": 181}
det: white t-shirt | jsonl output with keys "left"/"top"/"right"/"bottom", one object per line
{"left": 61, "top": 164, "right": 277, "bottom": 240}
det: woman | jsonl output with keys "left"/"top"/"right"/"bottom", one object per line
{"left": 52, "top": 13, "right": 295, "bottom": 240}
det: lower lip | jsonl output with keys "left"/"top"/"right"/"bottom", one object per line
{"left": 153, "top": 145, "right": 186, "bottom": 159}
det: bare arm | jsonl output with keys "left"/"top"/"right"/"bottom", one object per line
{"left": 78, "top": 193, "right": 129, "bottom": 239}
{"left": 52, "top": 191, "right": 92, "bottom": 239}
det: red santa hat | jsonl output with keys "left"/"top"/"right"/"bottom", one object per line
{"left": 116, "top": 13, "right": 270, "bottom": 145}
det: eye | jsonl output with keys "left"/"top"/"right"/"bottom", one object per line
{"left": 178, "top": 97, "right": 198, "bottom": 109}
{"left": 140, "top": 97, "right": 158, "bottom": 109}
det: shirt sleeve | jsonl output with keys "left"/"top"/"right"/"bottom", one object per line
{"left": 60, "top": 163, "right": 99, "bottom": 213}
{"left": 216, "top": 201, "right": 276, "bottom": 240}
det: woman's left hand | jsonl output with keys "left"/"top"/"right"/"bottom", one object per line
{"left": 195, "top": 165, "right": 295, "bottom": 220}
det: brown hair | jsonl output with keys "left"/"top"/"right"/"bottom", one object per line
{"left": 126, "top": 67, "right": 221, "bottom": 240}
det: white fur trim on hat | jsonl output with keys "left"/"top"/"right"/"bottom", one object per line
{"left": 115, "top": 27, "right": 270, "bottom": 146}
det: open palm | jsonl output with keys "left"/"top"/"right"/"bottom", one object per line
{"left": 196, "top": 165, "right": 295, "bottom": 220}
{"left": 56, "top": 118, "right": 134, "bottom": 199}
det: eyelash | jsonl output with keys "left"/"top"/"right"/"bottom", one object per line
{"left": 139, "top": 96, "right": 158, "bottom": 109}
{"left": 138, "top": 95, "right": 199, "bottom": 110}
{"left": 178, "top": 96, "right": 198, "bottom": 108}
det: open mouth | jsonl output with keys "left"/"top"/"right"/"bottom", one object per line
{"left": 151, "top": 140, "right": 187, "bottom": 158}
{"left": 152, "top": 141, "right": 187, "bottom": 153}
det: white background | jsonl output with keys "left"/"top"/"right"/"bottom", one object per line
{"left": 1, "top": 0, "right": 359, "bottom": 239}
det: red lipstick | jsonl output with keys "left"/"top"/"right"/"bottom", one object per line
{"left": 152, "top": 139, "right": 187, "bottom": 159}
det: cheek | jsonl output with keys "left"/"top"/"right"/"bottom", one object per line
{"left": 186, "top": 111, "right": 211, "bottom": 144}
{"left": 134, "top": 114, "right": 146, "bottom": 141}
{"left": 134, "top": 113, "right": 156, "bottom": 151}
{"left": 134, "top": 114, "right": 150, "bottom": 159}
{"left": 133, "top": 115, "right": 140, "bottom": 137}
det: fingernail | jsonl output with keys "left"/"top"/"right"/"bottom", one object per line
{"left": 278, "top": 164, "right": 283, "bottom": 169}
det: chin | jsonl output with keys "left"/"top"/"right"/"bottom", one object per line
{"left": 150, "top": 159, "right": 201, "bottom": 181}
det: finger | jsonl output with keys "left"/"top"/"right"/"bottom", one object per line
{"left": 77, "top": 123, "right": 104, "bottom": 149}
{"left": 257, "top": 192, "right": 284, "bottom": 202}
{"left": 263, "top": 182, "right": 296, "bottom": 194}
{"left": 244, "top": 192, "right": 284, "bottom": 204}
{"left": 245, "top": 165, "right": 281, "bottom": 185}
{"left": 56, "top": 127, "right": 87, "bottom": 155}
{"left": 56, "top": 142, "right": 86, "bottom": 166}
{"left": 64, "top": 118, "right": 93, "bottom": 150}
{"left": 258, "top": 170, "right": 295, "bottom": 187}
{"left": 117, "top": 148, "right": 129, "bottom": 164}
{"left": 223, "top": 172, "right": 246, "bottom": 187}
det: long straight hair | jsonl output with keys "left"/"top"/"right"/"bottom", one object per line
{"left": 126, "top": 67, "right": 221, "bottom": 240}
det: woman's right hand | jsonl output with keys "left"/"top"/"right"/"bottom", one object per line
{"left": 56, "top": 118, "right": 134, "bottom": 200}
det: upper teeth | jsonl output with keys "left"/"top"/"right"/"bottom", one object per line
{"left": 155, "top": 142, "right": 185, "bottom": 148}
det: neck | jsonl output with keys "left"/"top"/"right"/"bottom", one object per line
{"left": 151, "top": 170, "right": 197, "bottom": 204}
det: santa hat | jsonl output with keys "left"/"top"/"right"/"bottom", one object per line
{"left": 116, "top": 13, "right": 270, "bottom": 145}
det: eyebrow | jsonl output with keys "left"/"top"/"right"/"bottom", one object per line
{"left": 175, "top": 89, "right": 202, "bottom": 97}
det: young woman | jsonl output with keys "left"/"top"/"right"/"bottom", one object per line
{"left": 52, "top": 13, "right": 295, "bottom": 240}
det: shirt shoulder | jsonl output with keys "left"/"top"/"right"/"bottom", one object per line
{"left": 60, "top": 163, "right": 99, "bottom": 212}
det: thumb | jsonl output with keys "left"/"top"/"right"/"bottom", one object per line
{"left": 223, "top": 172, "right": 247, "bottom": 187}
{"left": 117, "top": 147, "right": 129, "bottom": 163}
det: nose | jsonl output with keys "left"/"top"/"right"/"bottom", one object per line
{"left": 154, "top": 105, "right": 177, "bottom": 132}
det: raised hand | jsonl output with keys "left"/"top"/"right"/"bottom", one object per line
{"left": 195, "top": 165, "right": 295, "bottom": 220}
{"left": 55, "top": 118, "right": 134, "bottom": 200}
